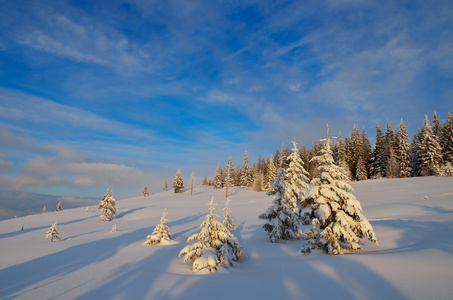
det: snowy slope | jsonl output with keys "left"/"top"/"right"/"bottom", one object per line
{"left": 0, "top": 177, "right": 452, "bottom": 300}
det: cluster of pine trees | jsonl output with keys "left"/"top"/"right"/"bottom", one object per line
{"left": 141, "top": 196, "right": 245, "bottom": 273}
{"left": 178, "top": 197, "right": 245, "bottom": 273}
{"left": 254, "top": 132, "right": 378, "bottom": 254}
{"left": 206, "top": 150, "right": 277, "bottom": 193}
{"left": 204, "top": 112, "right": 453, "bottom": 188}
{"left": 367, "top": 112, "right": 453, "bottom": 179}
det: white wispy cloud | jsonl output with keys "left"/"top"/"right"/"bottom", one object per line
{"left": 8, "top": 2, "right": 153, "bottom": 74}
{"left": 0, "top": 88, "right": 156, "bottom": 142}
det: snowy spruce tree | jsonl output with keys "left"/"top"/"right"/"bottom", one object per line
{"left": 56, "top": 201, "right": 63, "bottom": 212}
{"left": 46, "top": 221, "right": 61, "bottom": 242}
{"left": 224, "top": 157, "right": 235, "bottom": 197}
{"left": 419, "top": 115, "right": 442, "bottom": 176}
{"left": 144, "top": 209, "right": 172, "bottom": 245}
{"left": 439, "top": 162, "right": 453, "bottom": 177}
{"left": 223, "top": 197, "right": 236, "bottom": 230}
{"left": 179, "top": 197, "right": 245, "bottom": 273}
{"left": 240, "top": 151, "right": 253, "bottom": 189}
{"left": 361, "top": 128, "right": 372, "bottom": 178}
{"left": 370, "top": 123, "right": 386, "bottom": 178}
{"left": 258, "top": 168, "right": 301, "bottom": 243}
{"left": 383, "top": 121, "right": 396, "bottom": 177}
{"left": 173, "top": 169, "right": 184, "bottom": 193}
{"left": 264, "top": 154, "right": 277, "bottom": 192}
{"left": 234, "top": 164, "right": 241, "bottom": 186}
{"left": 110, "top": 224, "right": 118, "bottom": 232}
{"left": 301, "top": 129, "right": 378, "bottom": 254}
{"left": 213, "top": 164, "right": 224, "bottom": 189}
{"left": 395, "top": 119, "right": 412, "bottom": 178}
{"left": 350, "top": 124, "right": 362, "bottom": 180}
{"left": 163, "top": 181, "right": 168, "bottom": 191}
{"left": 98, "top": 187, "right": 118, "bottom": 221}
{"left": 143, "top": 186, "right": 150, "bottom": 197}
{"left": 253, "top": 172, "right": 264, "bottom": 192}
{"left": 334, "top": 132, "right": 351, "bottom": 180}
{"left": 432, "top": 111, "right": 442, "bottom": 138}
{"left": 443, "top": 112, "right": 453, "bottom": 163}
{"left": 285, "top": 140, "right": 310, "bottom": 213}
{"left": 190, "top": 172, "right": 195, "bottom": 196}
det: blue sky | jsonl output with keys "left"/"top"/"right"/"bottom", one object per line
{"left": 0, "top": 0, "right": 452, "bottom": 216}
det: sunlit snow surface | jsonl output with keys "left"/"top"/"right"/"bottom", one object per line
{"left": 0, "top": 177, "right": 452, "bottom": 299}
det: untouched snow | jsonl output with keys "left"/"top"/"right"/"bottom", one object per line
{"left": 0, "top": 177, "right": 452, "bottom": 299}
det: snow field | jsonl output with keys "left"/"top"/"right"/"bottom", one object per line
{"left": 0, "top": 176, "right": 452, "bottom": 299}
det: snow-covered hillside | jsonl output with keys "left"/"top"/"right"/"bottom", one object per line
{"left": 1, "top": 177, "right": 452, "bottom": 299}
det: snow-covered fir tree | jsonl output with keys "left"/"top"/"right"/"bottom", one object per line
{"left": 42, "top": 205, "right": 46, "bottom": 214}
{"left": 256, "top": 153, "right": 266, "bottom": 174}
{"left": 190, "top": 172, "right": 195, "bottom": 196}
{"left": 360, "top": 127, "right": 371, "bottom": 179}
{"left": 334, "top": 132, "right": 352, "bottom": 180}
{"left": 264, "top": 154, "right": 277, "bottom": 192}
{"left": 338, "top": 159, "right": 352, "bottom": 181}
{"left": 273, "top": 148, "right": 281, "bottom": 167}
{"left": 98, "top": 187, "right": 118, "bottom": 221}
{"left": 173, "top": 169, "right": 184, "bottom": 193}
{"left": 299, "top": 144, "right": 311, "bottom": 173}
{"left": 301, "top": 130, "right": 378, "bottom": 254}
{"left": 56, "top": 201, "right": 63, "bottom": 212}
{"left": 334, "top": 132, "right": 346, "bottom": 164}
{"left": 442, "top": 112, "right": 453, "bottom": 163}
{"left": 383, "top": 121, "right": 396, "bottom": 177}
{"left": 143, "top": 186, "right": 150, "bottom": 197}
{"left": 144, "top": 208, "right": 172, "bottom": 244}
{"left": 235, "top": 164, "right": 241, "bottom": 186}
{"left": 223, "top": 197, "right": 236, "bottom": 230}
{"left": 386, "top": 147, "right": 399, "bottom": 178}
{"left": 213, "top": 164, "right": 224, "bottom": 189}
{"left": 432, "top": 111, "right": 442, "bottom": 138}
{"left": 370, "top": 123, "right": 386, "bottom": 178}
{"left": 309, "top": 139, "right": 322, "bottom": 179}
{"left": 46, "top": 221, "right": 61, "bottom": 242}
{"left": 110, "top": 224, "right": 118, "bottom": 232}
{"left": 395, "top": 119, "right": 412, "bottom": 178}
{"left": 252, "top": 161, "right": 257, "bottom": 182}
{"left": 224, "top": 158, "right": 235, "bottom": 197}
{"left": 163, "top": 181, "right": 168, "bottom": 191}
{"left": 240, "top": 151, "right": 253, "bottom": 189}
{"left": 224, "top": 157, "right": 235, "bottom": 187}
{"left": 258, "top": 168, "right": 301, "bottom": 243}
{"left": 439, "top": 162, "right": 453, "bottom": 177}
{"left": 350, "top": 124, "right": 362, "bottom": 179}
{"left": 419, "top": 115, "right": 442, "bottom": 176}
{"left": 178, "top": 197, "right": 245, "bottom": 273}
{"left": 279, "top": 143, "right": 291, "bottom": 170}
{"left": 410, "top": 131, "right": 424, "bottom": 177}
{"left": 285, "top": 140, "right": 310, "bottom": 213}
{"left": 253, "top": 172, "right": 264, "bottom": 192}
{"left": 355, "top": 156, "right": 368, "bottom": 181}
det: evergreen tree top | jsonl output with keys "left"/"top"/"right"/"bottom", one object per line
{"left": 206, "top": 196, "right": 219, "bottom": 218}
{"left": 160, "top": 208, "right": 169, "bottom": 224}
